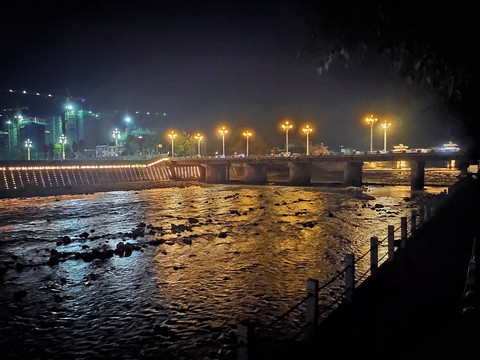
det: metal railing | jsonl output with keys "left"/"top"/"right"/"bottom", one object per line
{"left": 236, "top": 175, "right": 473, "bottom": 359}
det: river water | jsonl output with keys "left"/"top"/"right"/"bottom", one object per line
{"left": 0, "top": 169, "right": 459, "bottom": 359}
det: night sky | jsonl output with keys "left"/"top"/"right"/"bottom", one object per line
{"left": 0, "top": 1, "right": 472, "bottom": 152}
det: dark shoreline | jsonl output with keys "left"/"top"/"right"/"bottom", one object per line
{"left": 0, "top": 180, "right": 203, "bottom": 199}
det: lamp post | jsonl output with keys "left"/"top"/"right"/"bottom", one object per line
{"left": 168, "top": 130, "right": 177, "bottom": 157}
{"left": 194, "top": 133, "right": 203, "bottom": 157}
{"left": 243, "top": 130, "right": 252, "bottom": 157}
{"left": 25, "top": 138, "right": 32, "bottom": 160}
{"left": 365, "top": 114, "right": 378, "bottom": 153}
{"left": 382, "top": 120, "right": 391, "bottom": 152}
{"left": 218, "top": 126, "right": 228, "bottom": 156}
{"left": 302, "top": 125, "right": 313, "bottom": 156}
{"left": 112, "top": 128, "right": 121, "bottom": 156}
{"left": 281, "top": 121, "right": 293, "bottom": 155}
{"left": 59, "top": 134, "right": 67, "bottom": 160}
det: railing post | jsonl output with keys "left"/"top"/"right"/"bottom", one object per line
{"left": 237, "top": 321, "right": 255, "bottom": 360}
{"left": 387, "top": 225, "right": 395, "bottom": 262}
{"left": 400, "top": 217, "right": 407, "bottom": 249}
{"left": 411, "top": 210, "right": 417, "bottom": 236}
{"left": 425, "top": 201, "right": 431, "bottom": 221}
{"left": 418, "top": 208, "right": 424, "bottom": 228}
{"left": 344, "top": 253, "right": 355, "bottom": 304}
{"left": 305, "top": 278, "right": 319, "bottom": 342}
{"left": 370, "top": 237, "right": 378, "bottom": 276}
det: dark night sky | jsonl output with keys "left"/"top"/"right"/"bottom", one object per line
{"left": 0, "top": 0, "right": 467, "bottom": 152}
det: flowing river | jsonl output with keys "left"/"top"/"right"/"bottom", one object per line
{"left": 0, "top": 169, "right": 459, "bottom": 359}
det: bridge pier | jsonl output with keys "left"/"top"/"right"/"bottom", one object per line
{"left": 204, "top": 164, "right": 229, "bottom": 183}
{"left": 343, "top": 162, "right": 363, "bottom": 187}
{"left": 288, "top": 162, "right": 311, "bottom": 186}
{"left": 410, "top": 160, "right": 425, "bottom": 190}
{"left": 244, "top": 163, "right": 267, "bottom": 184}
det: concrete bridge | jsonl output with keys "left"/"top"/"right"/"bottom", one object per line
{"left": 172, "top": 152, "right": 468, "bottom": 190}
{"left": 0, "top": 152, "right": 469, "bottom": 198}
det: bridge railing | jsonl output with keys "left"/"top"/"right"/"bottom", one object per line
{"left": 236, "top": 176, "right": 472, "bottom": 359}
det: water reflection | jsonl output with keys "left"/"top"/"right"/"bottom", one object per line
{"left": 0, "top": 177, "right": 453, "bottom": 359}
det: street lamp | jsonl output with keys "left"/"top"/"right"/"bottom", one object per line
{"left": 281, "top": 121, "right": 293, "bottom": 155}
{"left": 243, "top": 130, "right": 253, "bottom": 157}
{"left": 168, "top": 130, "right": 177, "bottom": 157}
{"left": 302, "top": 125, "right": 313, "bottom": 156}
{"left": 112, "top": 128, "right": 121, "bottom": 156}
{"left": 218, "top": 126, "right": 228, "bottom": 156}
{"left": 382, "top": 120, "right": 392, "bottom": 152}
{"left": 365, "top": 114, "right": 378, "bottom": 153}
{"left": 59, "top": 134, "right": 67, "bottom": 160}
{"left": 194, "top": 133, "right": 203, "bottom": 157}
{"left": 25, "top": 138, "right": 32, "bottom": 160}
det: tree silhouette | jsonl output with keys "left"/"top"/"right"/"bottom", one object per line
{"left": 300, "top": 1, "right": 478, "bottom": 155}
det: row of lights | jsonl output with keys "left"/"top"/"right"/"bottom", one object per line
{"left": 165, "top": 122, "right": 315, "bottom": 158}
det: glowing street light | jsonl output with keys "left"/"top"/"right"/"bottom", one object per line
{"left": 112, "top": 128, "right": 121, "bottom": 156}
{"left": 281, "top": 121, "right": 293, "bottom": 155}
{"left": 194, "top": 133, "right": 203, "bottom": 157}
{"left": 218, "top": 126, "right": 228, "bottom": 156}
{"left": 382, "top": 120, "right": 391, "bottom": 152}
{"left": 302, "top": 125, "right": 313, "bottom": 156}
{"left": 168, "top": 130, "right": 177, "bottom": 157}
{"left": 25, "top": 138, "right": 32, "bottom": 160}
{"left": 59, "top": 134, "right": 67, "bottom": 160}
{"left": 365, "top": 114, "right": 378, "bottom": 153}
{"left": 243, "top": 130, "right": 253, "bottom": 157}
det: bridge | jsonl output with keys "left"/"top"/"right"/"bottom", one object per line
{"left": 172, "top": 152, "right": 469, "bottom": 190}
{"left": 0, "top": 152, "right": 469, "bottom": 198}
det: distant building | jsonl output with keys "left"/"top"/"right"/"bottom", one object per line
{"left": 64, "top": 109, "right": 102, "bottom": 148}
{"left": 44, "top": 116, "right": 63, "bottom": 145}
{"left": 95, "top": 144, "right": 125, "bottom": 157}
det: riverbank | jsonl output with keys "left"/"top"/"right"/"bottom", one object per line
{"left": 258, "top": 175, "right": 479, "bottom": 359}
{"left": 0, "top": 180, "right": 202, "bottom": 199}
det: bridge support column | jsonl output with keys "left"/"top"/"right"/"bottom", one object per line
{"left": 288, "top": 162, "right": 311, "bottom": 186}
{"left": 244, "top": 163, "right": 267, "bottom": 184}
{"left": 410, "top": 160, "right": 425, "bottom": 190}
{"left": 343, "top": 162, "right": 363, "bottom": 187}
{"left": 204, "top": 164, "right": 229, "bottom": 183}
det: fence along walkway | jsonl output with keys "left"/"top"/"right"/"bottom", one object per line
{"left": 237, "top": 175, "right": 478, "bottom": 359}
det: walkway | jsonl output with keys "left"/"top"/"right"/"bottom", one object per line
{"left": 258, "top": 177, "right": 479, "bottom": 359}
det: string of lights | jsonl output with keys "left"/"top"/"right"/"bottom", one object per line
{"left": 1, "top": 88, "right": 168, "bottom": 118}
{"left": 1, "top": 88, "right": 86, "bottom": 102}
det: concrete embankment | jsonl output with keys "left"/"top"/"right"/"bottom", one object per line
{"left": 0, "top": 180, "right": 202, "bottom": 199}
{"left": 266, "top": 176, "right": 479, "bottom": 359}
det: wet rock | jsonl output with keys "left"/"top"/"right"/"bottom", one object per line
{"left": 59, "top": 236, "right": 72, "bottom": 245}
{"left": 79, "top": 232, "right": 89, "bottom": 239}
{"left": 13, "top": 290, "right": 27, "bottom": 301}
{"left": 15, "top": 262, "right": 25, "bottom": 271}
{"left": 148, "top": 239, "right": 166, "bottom": 246}
{"left": 54, "top": 294, "right": 63, "bottom": 303}
{"left": 374, "top": 203, "right": 384, "bottom": 208}
{"left": 171, "top": 224, "right": 192, "bottom": 233}
{"left": 301, "top": 221, "right": 317, "bottom": 228}
{"left": 137, "top": 222, "right": 146, "bottom": 228}
{"left": 47, "top": 254, "right": 60, "bottom": 266}
{"left": 182, "top": 238, "right": 192, "bottom": 245}
{"left": 188, "top": 217, "right": 199, "bottom": 224}
{"left": 10, "top": 255, "right": 18, "bottom": 261}
{"left": 218, "top": 232, "right": 228, "bottom": 238}
{"left": 229, "top": 210, "right": 241, "bottom": 215}
{"left": 328, "top": 212, "right": 335, "bottom": 217}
